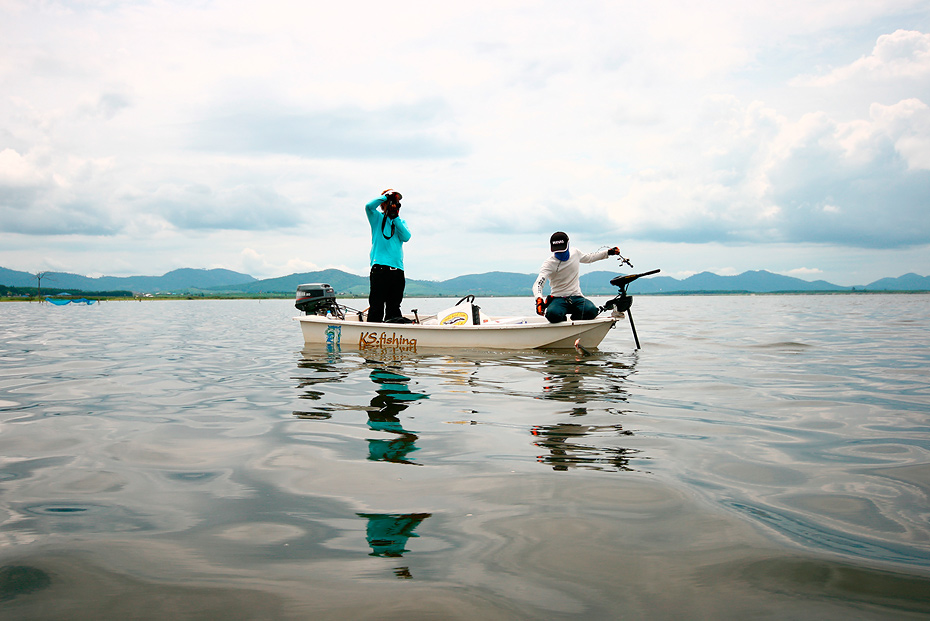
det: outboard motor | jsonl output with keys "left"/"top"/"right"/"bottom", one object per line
{"left": 295, "top": 283, "right": 337, "bottom": 315}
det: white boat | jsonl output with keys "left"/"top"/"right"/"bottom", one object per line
{"left": 296, "top": 313, "right": 618, "bottom": 351}
{"left": 293, "top": 269, "right": 660, "bottom": 352}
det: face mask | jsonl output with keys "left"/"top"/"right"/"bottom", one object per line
{"left": 554, "top": 249, "right": 570, "bottom": 261}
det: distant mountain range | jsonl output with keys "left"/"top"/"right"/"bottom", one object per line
{"left": 0, "top": 267, "right": 255, "bottom": 294}
{"left": 2, "top": 265, "right": 929, "bottom": 296}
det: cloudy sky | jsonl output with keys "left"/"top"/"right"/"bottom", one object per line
{"left": 1, "top": 0, "right": 928, "bottom": 285}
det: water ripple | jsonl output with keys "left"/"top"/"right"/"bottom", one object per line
{"left": 1, "top": 296, "right": 929, "bottom": 615}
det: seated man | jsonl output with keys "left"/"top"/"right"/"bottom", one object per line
{"left": 533, "top": 231, "right": 620, "bottom": 323}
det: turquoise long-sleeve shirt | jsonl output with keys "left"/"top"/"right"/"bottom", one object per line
{"left": 366, "top": 196, "right": 411, "bottom": 270}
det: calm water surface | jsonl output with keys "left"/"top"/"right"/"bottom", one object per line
{"left": 1, "top": 294, "right": 929, "bottom": 619}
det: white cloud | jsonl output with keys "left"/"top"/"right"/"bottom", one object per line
{"left": 0, "top": 148, "right": 43, "bottom": 186}
{"left": 795, "top": 29, "right": 930, "bottom": 86}
{"left": 764, "top": 101, "right": 929, "bottom": 245}
{"left": 870, "top": 98, "right": 930, "bottom": 170}
{"left": 189, "top": 101, "right": 468, "bottom": 159}
{"left": 784, "top": 267, "right": 824, "bottom": 277}
{"left": 146, "top": 182, "right": 304, "bottom": 231}
{"left": 76, "top": 91, "right": 132, "bottom": 121}
{"left": 615, "top": 89, "right": 930, "bottom": 249}
{"left": 0, "top": 1, "right": 929, "bottom": 284}
{"left": 240, "top": 248, "right": 319, "bottom": 278}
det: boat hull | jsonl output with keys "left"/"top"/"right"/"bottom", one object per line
{"left": 295, "top": 315, "right": 616, "bottom": 351}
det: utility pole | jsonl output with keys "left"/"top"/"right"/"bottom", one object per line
{"left": 34, "top": 271, "right": 51, "bottom": 300}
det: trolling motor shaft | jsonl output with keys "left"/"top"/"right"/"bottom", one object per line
{"left": 600, "top": 269, "right": 661, "bottom": 349}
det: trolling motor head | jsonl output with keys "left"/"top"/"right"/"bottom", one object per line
{"left": 599, "top": 268, "right": 661, "bottom": 349}
{"left": 602, "top": 291, "right": 633, "bottom": 315}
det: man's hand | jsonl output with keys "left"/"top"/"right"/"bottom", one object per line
{"left": 536, "top": 297, "right": 546, "bottom": 316}
{"left": 607, "top": 247, "right": 620, "bottom": 256}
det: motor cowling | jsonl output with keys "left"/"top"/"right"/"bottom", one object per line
{"left": 295, "top": 283, "right": 336, "bottom": 315}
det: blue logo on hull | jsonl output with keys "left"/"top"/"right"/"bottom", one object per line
{"left": 325, "top": 325, "right": 342, "bottom": 349}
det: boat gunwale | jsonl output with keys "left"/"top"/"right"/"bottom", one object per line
{"left": 293, "top": 314, "right": 616, "bottom": 332}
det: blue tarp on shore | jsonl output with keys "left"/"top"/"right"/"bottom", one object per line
{"left": 46, "top": 297, "right": 96, "bottom": 305}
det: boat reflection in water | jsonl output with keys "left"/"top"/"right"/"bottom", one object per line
{"left": 293, "top": 346, "right": 643, "bottom": 574}
{"left": 539, "top": 353, "right": 634, "bottom": 405}
{"left": 531, "top": 421, "right": 637, "bottom": 471}
{"left": 357, "top": 512, "right": 433, "bottom": 579}
{"left": 530, "top": 354, "right": 642, "bottom": 472}
{"left": 366, "top": 369, "right": 428, "bottom": 464}
{"left": 292, "top": 352, "right": 429, "bottom": 464}
{"left": 293, "top": 346, "right": 644, "bottom": 473}
{"left": 357, "top": 512, "right": 432, "bottom": 558}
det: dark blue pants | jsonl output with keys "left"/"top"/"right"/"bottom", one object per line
{"left": 368, "top": 265, "right": 405, "bottom": 322}
{"left": 545, "top": 296, "right": 599, "bottom": 323}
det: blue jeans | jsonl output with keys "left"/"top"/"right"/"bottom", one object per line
{"left": 545, "top": 296, "right": 599, "bottom": 323}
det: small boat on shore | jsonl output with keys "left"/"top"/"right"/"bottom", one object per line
{"left": 294, "top": 269, "right": 660, "bottom": 352}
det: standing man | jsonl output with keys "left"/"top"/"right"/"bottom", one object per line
{"left": 533, "top": 231, "right": 621, "bottom": 323}
{"left": 366, "top": 189, "right": 411, "bottom": 323}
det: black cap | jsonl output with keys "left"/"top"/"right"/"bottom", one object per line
{"left": 550, "top": 231, "right": 569, "bottom": 252}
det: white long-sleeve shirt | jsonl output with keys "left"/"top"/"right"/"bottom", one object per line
{"left": 533, "top": 247, "right": 610, "bottom": 298}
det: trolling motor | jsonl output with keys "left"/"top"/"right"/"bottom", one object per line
{"left": 600, "top": 268, "right": 661, "bottom": 349}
